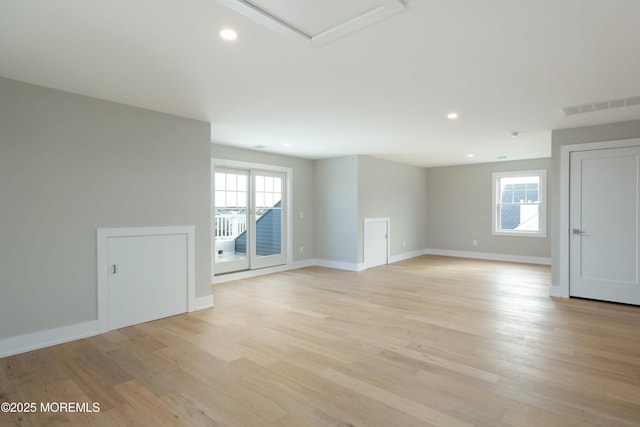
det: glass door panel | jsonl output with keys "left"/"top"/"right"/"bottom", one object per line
{"left": 214, "top": 168, "right": 250, "bottom": 274}
{"left": 251, "top": 171, "right": 286, "bottom": 269}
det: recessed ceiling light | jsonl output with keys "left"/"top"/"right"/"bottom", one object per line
{"left": 496, "top": 155, "right": 508, "bottom": 159}
{"left": 448, "top": 112, "right": 459, "bottom": 120}
{"left": 467, "top": 154, "right": 475, "bottom": 158}
{"left": 220, "top": 28, "right": 238, "bottom": 41}
{"left": 282, "top": 143, "right": 290, "bottom": 148}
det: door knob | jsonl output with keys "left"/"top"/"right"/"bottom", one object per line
{"left": 571, "top": 229, "right": 586, "bottom": 235}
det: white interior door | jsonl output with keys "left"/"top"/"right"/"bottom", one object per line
{"left": 570, "top": 146, "right": 640, "bottom": 304}
{"left": 364, "top": 218, "right": 389, "bottom": 269}
{"left": 108, "top": 234, "right": 188, "bottom": 330}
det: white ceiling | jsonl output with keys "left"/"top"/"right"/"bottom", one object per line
{"left": 1, "top": 0, "right": 640, "bottom": 167}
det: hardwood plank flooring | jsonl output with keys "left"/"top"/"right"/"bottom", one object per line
{"left": 2, "top": 256, "right": 640, "bottom": 426}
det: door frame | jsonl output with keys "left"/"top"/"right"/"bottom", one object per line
{"left": 363, "top": 217, "right": 390, "bottom": 270}
{"left": 96, "top": 226, "right": 196, "bottom": 333}
{"left": 211, "top": 158, "right": 293, "bottom": 281}
{"left": 557, "top": 137, "right": 640, "bottom": 298}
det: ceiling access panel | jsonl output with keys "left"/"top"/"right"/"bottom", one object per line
{"left": 219, "top": 0, "right": 406, "bottom": 47}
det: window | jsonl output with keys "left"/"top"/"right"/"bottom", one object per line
{"left": 214, "top": 172, "right": 248, "bottom": 210}
{"left": 254, "top": 175, "right": 282, "bottom": 213}
{"left": 214, "top": 171, "right": 249, "bottom": 244}
{"left": 492, "top": 170, "right": 547, "bottom": 237}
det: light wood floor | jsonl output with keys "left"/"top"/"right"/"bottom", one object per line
{"left": 2, "top": 256, "right": 640, "bottom": 426}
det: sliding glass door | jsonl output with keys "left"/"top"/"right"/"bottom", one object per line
{"left": 213, "top": 166, "right": 286, "bottom": 275}
{"left": 214, "top": 168, "right": 250, "bottom": 274}
{"left": 251, "top": 171, "right": 286, "bottom": 269}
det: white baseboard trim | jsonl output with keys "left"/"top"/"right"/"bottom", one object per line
{"left": 389, "top": 249, "right": 428, "bottom": 264}
{"left": 314, "top": 259, "right": 362, "bottom": 272}
{"left": 2, "top": 249, "right": 555, "bottom": 358}
{"left": 193, "top": 295, "right": 215, "bottom": 311}
{"left": 214, "top": 252, "right": 431, "bottom": 279}
{"left": 549, "top": 286, "right": 569, "bottom": 298}
{"left": 425, "top": 248, "right": 551, "bottom": 265}
{"left": 213, "top": 248, "right": 550, "bottom": 280}
{"left": 0, "top": 320, "right": 99, "bottom": 359}
{"left": 213, "top": 259, "right": 316, "bottom": 284}
{"left": 1, "top": 295, "right": 214, "bottom": 358}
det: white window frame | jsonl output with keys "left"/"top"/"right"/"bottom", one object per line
{"left": 492, "top": 169, "right": 547, "bottom": 238}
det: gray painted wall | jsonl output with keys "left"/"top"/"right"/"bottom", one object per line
{"left": 427, "top": 158, "right": 551, "bottom": 258}
{"left": 314, "top": 156, "right": 359, "bottom": 263}
{"left": 9, "top": 78, "right": 637, "bottom": 342}
{"left": 0, "top": 78, "right": 211, "bottom": 339}
{"left": 210, "top": 144, "right": 315, "bottom": 263}
{"left": 550, "top": 119, "right": 640, "bottom": 287}
{"left": 358, "top": 156, "right": 428, "bottom": 263}
{"left": 314, "top": 154, "right": 549, "bottom": 265}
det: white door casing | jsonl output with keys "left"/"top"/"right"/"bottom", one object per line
{"left": 364, "top": 218, "right": 389, "bottom": 269}
{"left": 569, "top": 146, "right": 640, "bottom": 304}
{"left": 97, "top": 226, "right": 196, "bottom": 333}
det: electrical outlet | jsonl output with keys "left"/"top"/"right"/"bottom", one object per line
{"left": 402, "top": 241, "right": 406, "bottom": 247}
{"left": 473, "top": 240, "right": 478, "bottom": 246}
{"left": 299, "top": 211, "right": 304, "bottom": 219}
{"left": 299, "top": 245, "right": 304, "bottom": 253}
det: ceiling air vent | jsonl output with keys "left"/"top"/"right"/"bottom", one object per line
{"left": 562, "top": 96, "right": 640, "bottom": 116}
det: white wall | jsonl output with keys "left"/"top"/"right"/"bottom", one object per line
{"left": 358, "top": 156, "right": 428, "bottom": 262}
{"left": 427, "top": 158, "right": 551, "bottom": 259}
{"left": 0, "top": 78, "right": 211, "bottom": 339}
{"left": 550, "top": 119, "right": 640, "bottom": 288}
{"left": 210, "top": 144, "right": 316, "bottom": 263}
